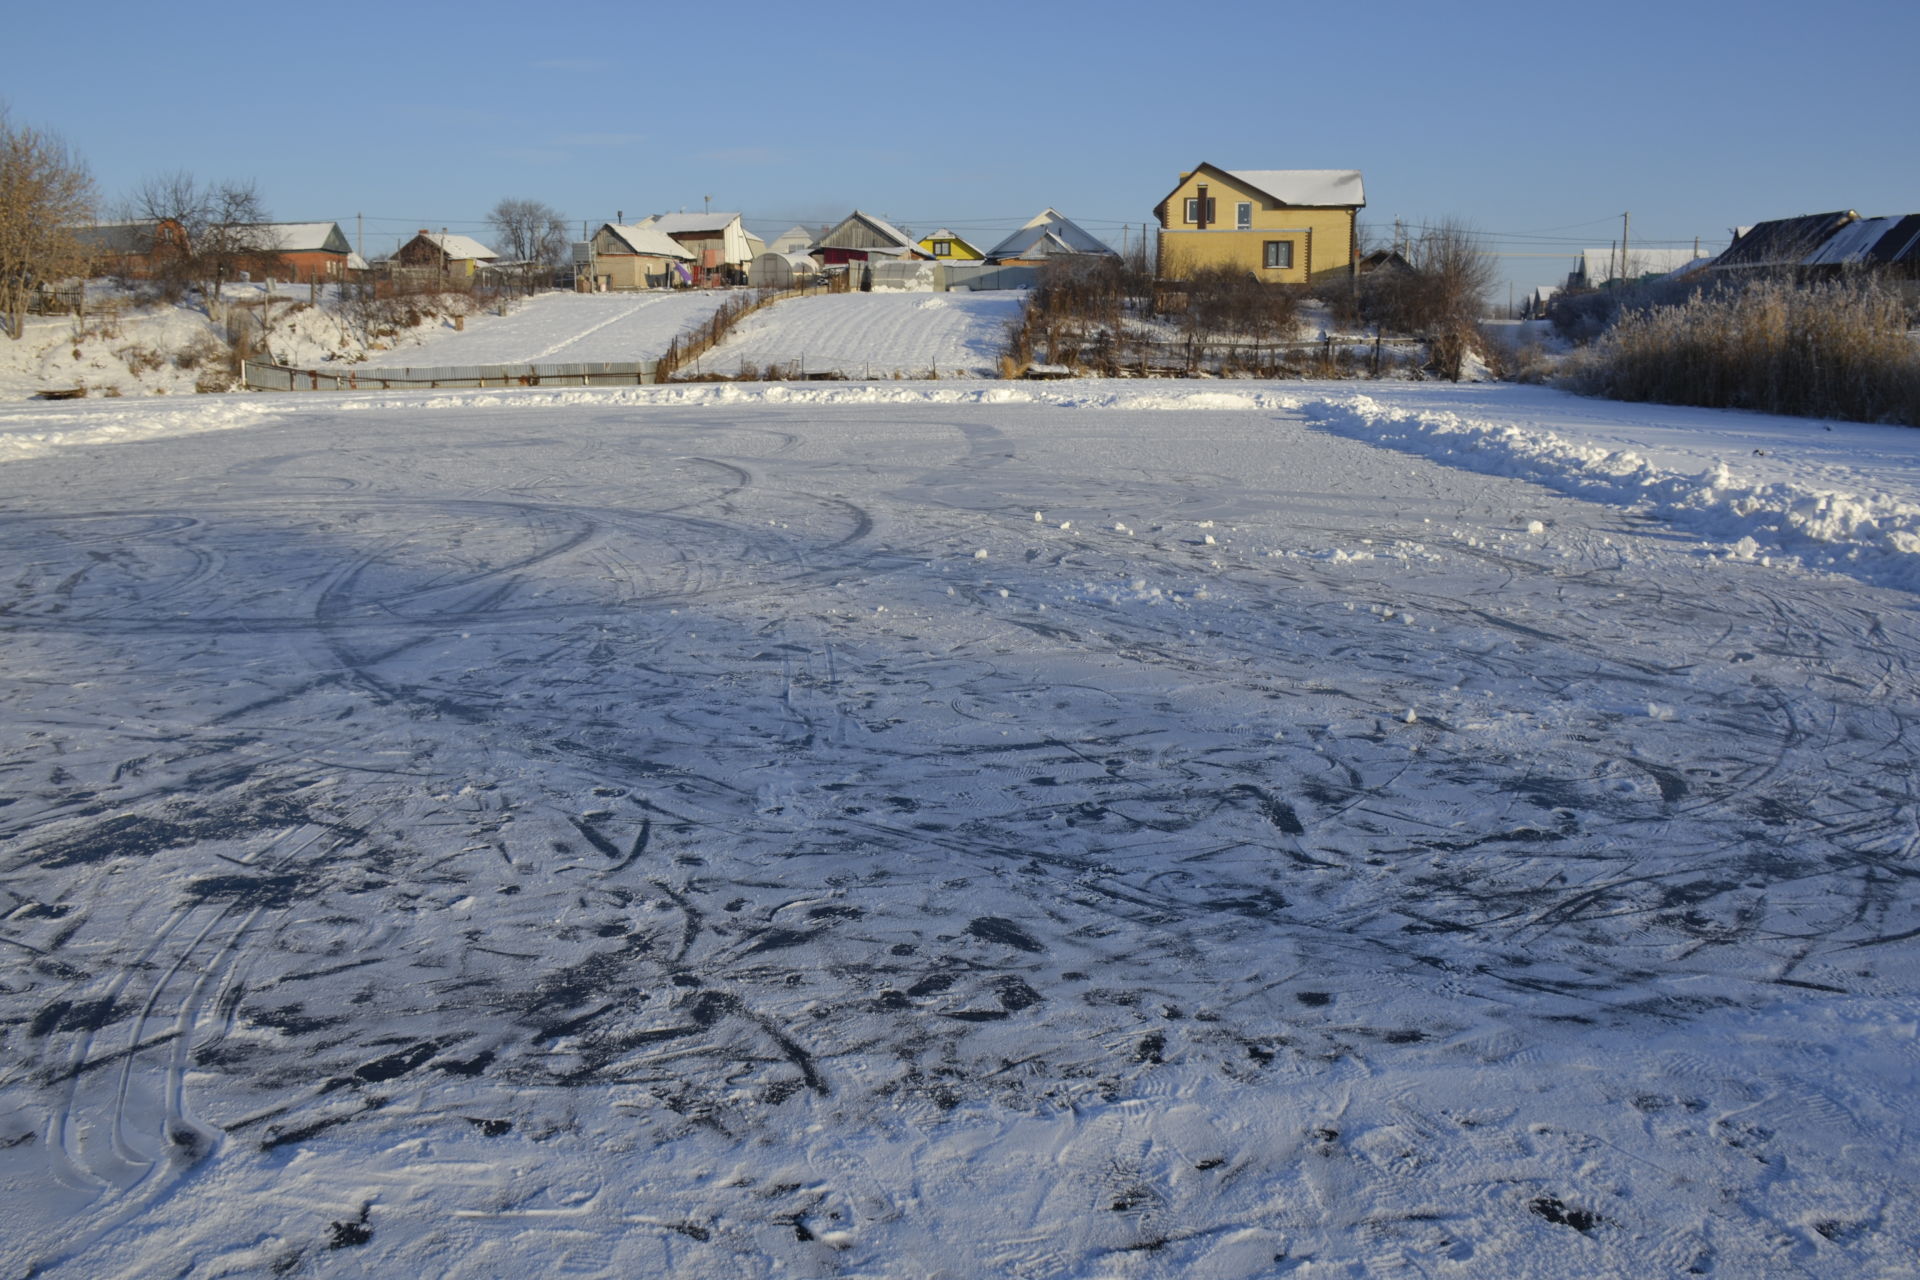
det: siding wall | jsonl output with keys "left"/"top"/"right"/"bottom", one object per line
{"left": 1156, "top": 172, "right": 1357, "bottom": 285}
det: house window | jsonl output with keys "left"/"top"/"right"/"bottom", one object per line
{"left": 1263, "top": 240, "right": 1294, "bottom": 270}
{"left": 932, "top": 241, "right": 950, "bottom": 256}
{"left": 1236, "top": 202, "right": 1252, "bottom": 230}
{"left": 1184, "top": 197, "right": 1216, "bottom": 225}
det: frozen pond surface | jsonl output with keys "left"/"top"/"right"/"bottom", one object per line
{"left": 2, "top": 384, "right": 1917, "bottom": 1277}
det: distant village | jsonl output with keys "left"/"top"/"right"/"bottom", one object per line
{"left": 69, "top": 163, "right": 1920, "bottom": 317}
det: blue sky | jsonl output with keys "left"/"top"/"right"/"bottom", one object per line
{"left": 10, "top": 0, "right": 1915, "bottom": 305}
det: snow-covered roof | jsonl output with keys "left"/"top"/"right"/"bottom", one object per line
{"left": 1573, "top": 247, "right": 1710, "bottom": 284}
{"left": 986, "top": 209, "right": 1114, "bottom": 261}
{"left": 643, "top": 212, "right": 743, "bottom": 236}
{"left": 600, "top": 223, "right": 697, "bottom": 259}
{"left": 347, "top": 252, "right": 369, "bottom": 272}
{"left": 1803, "top": 214, "right": 1920, "bottom": 267}
{"left": 417, "top": 231, "right": 498, "bottom": 262}
{"left": 815, "top": 211, "right": 925, "bottom": 256}
{"left": 1714, "top": 211, "right": 1857, "bottom": 269}
{"left": 250, "top": 222, "right": 351, "bottom": 254}
{"left": 1222, "top": 169, "right": 1366, "bottom": 208}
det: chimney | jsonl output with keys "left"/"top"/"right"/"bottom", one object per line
{"left": 1195, "top": 183, "right": 1209, "bottom": 231}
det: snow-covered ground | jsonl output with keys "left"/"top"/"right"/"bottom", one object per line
{"left": 385, "top": 291, "right": 734, "bottom": 368}
{"left": 2, "top": 380, "right": 1918, "bottom": 1278}
{"left": 690, "top": 291, "right": 1026, "bottom": 378}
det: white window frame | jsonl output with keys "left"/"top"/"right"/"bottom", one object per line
{"left": 1236, "top": 202, "right": 1253, "bottom": 230}
{"left": 1184, "top": 197, "right": 1216, "bottom": 225}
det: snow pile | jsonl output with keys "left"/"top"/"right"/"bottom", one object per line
{"left": 1299, "top": 391, "right": 1920, "bottom": 593}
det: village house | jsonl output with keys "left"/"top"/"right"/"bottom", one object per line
{"left": 73, "top": 220, "right": 185, "bottom": 279}
{"left": 917, "top": 228, "right": 985, "bottom": 261}
{"left": 393, "top": 230, "right": 499, "bottom": 283}
{"left": 635, "top": 212, "right": 756, "bottom": 285}
{"left": 580, "top": 222, "right": 697, "bottom": 290}
{"left": 984, "top": 210, "right": 1114, "bottom": 266}
{"left": 811, "top": 211, "right": 930, "bottom": 265}
{"left": 243, "top": 222, "right": 357, "bottom": 283}
{"left": 1154, "top": 164, "right": 1365, "bottom": 285}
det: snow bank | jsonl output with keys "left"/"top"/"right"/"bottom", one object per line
{"left": 1296, "top": 391, "right": 1920, "bottom": 594}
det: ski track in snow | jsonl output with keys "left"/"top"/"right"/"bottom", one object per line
{"left": 0, "top": 382, "right": 1917, "bottom": 1277}
{"left": 388, "top": 291, "right": 734, "bottom": 367}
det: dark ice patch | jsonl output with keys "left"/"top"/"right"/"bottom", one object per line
{"left": 966, "top": 916, "right": 1044, "bottom": 953}
{"left": 185, "top": 873, "right": 306, "bottom": 909}
{"left": 1530, "top": 1197, "right": 1598, "bottom": 1232}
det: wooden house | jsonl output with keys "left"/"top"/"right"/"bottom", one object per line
{"left": 394, "top": 230, "right": 500, "bottom": 283}
{"left": 811, "top": 211, "right": 930, "bottom": 265}
{"left": 1154, "top": 164, "right": 1365, "bottom": 285}
{"left": 636, "top": 212, "right": 755, "bottom": 284}
{"left": 583, "top": 222, "right": 697, "bottom": 290}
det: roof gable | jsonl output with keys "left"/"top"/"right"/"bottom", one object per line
{"left": 919, "top": 227, "right": 984, "bottom": 256}
{"left": 986, "top": 208, "right": 1114, "bottom": 260}
{"left": 251, "top": 222, "right": 352, "bottom": 254}
{"left": 1158, "top": 164, "right": 1366, "bottom": 219}
{"left": 816, "top": 210, "right": 923, "bottom": 254}
{"left": 417, "top": 231, "right": 498, "bottom": 261}
{"left": 598, "top": 222, "right": 697, "bottom": 259}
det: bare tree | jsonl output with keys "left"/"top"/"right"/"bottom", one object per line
{"left": 1359, "top": 217, "right": 1496, "bottom": 378}
{"left": 131, "top": 171, "right": 278, "bottom": 300}
{"left": 0, "top": 110, "right": 96, "bottom": 339}
{"left": 487, "top": 197, "right": 569, "bottom": 268}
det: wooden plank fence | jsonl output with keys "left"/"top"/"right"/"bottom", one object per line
{"left": 244, "top": 359, "right": 659, "bottom": 392}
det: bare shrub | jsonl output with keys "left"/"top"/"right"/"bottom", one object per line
{"left": 1360, "top": 219, "right": 1495, "bottom": 379}
{"left": 116, "top": 344, "right": 165, "bottom": 374}
{"left": 1568, "top": 277, "right": 1920, "bottom": 426}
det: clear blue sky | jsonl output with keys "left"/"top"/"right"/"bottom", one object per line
{"left": 10, "top": 0, "right": 1915, "bottom": 307}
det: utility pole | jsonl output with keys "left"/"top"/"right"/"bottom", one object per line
{"left": 356, "top": 212, "right": 363, "bottom": 258}
{"left": 1621, "top": 210, "right": 1631, "bottom": 282}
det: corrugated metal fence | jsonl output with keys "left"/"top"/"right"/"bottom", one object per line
{"left": 244, "top": 360, "right": 659, "bottom": 391}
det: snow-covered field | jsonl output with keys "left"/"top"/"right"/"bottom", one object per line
{"left": 386, "top": 291, "right": 734, "bottom": 368}
{"left": 692, "top": 291, "right": 1026, "bottom": 378}
{"left": 3, "top": 380, "right": 1918, "bottom": 1278}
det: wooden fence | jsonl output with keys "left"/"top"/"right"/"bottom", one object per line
{"left": 243, "top": 359, "right": 659, "bottom": 392}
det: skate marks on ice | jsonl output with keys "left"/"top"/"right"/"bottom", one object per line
{"left": 1, "top": 402, "right": 1918, "bottom": 1275}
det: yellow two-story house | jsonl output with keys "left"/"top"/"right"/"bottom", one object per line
{"left": 1155, "top": 164, "right": 1365, "bottom": 285}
